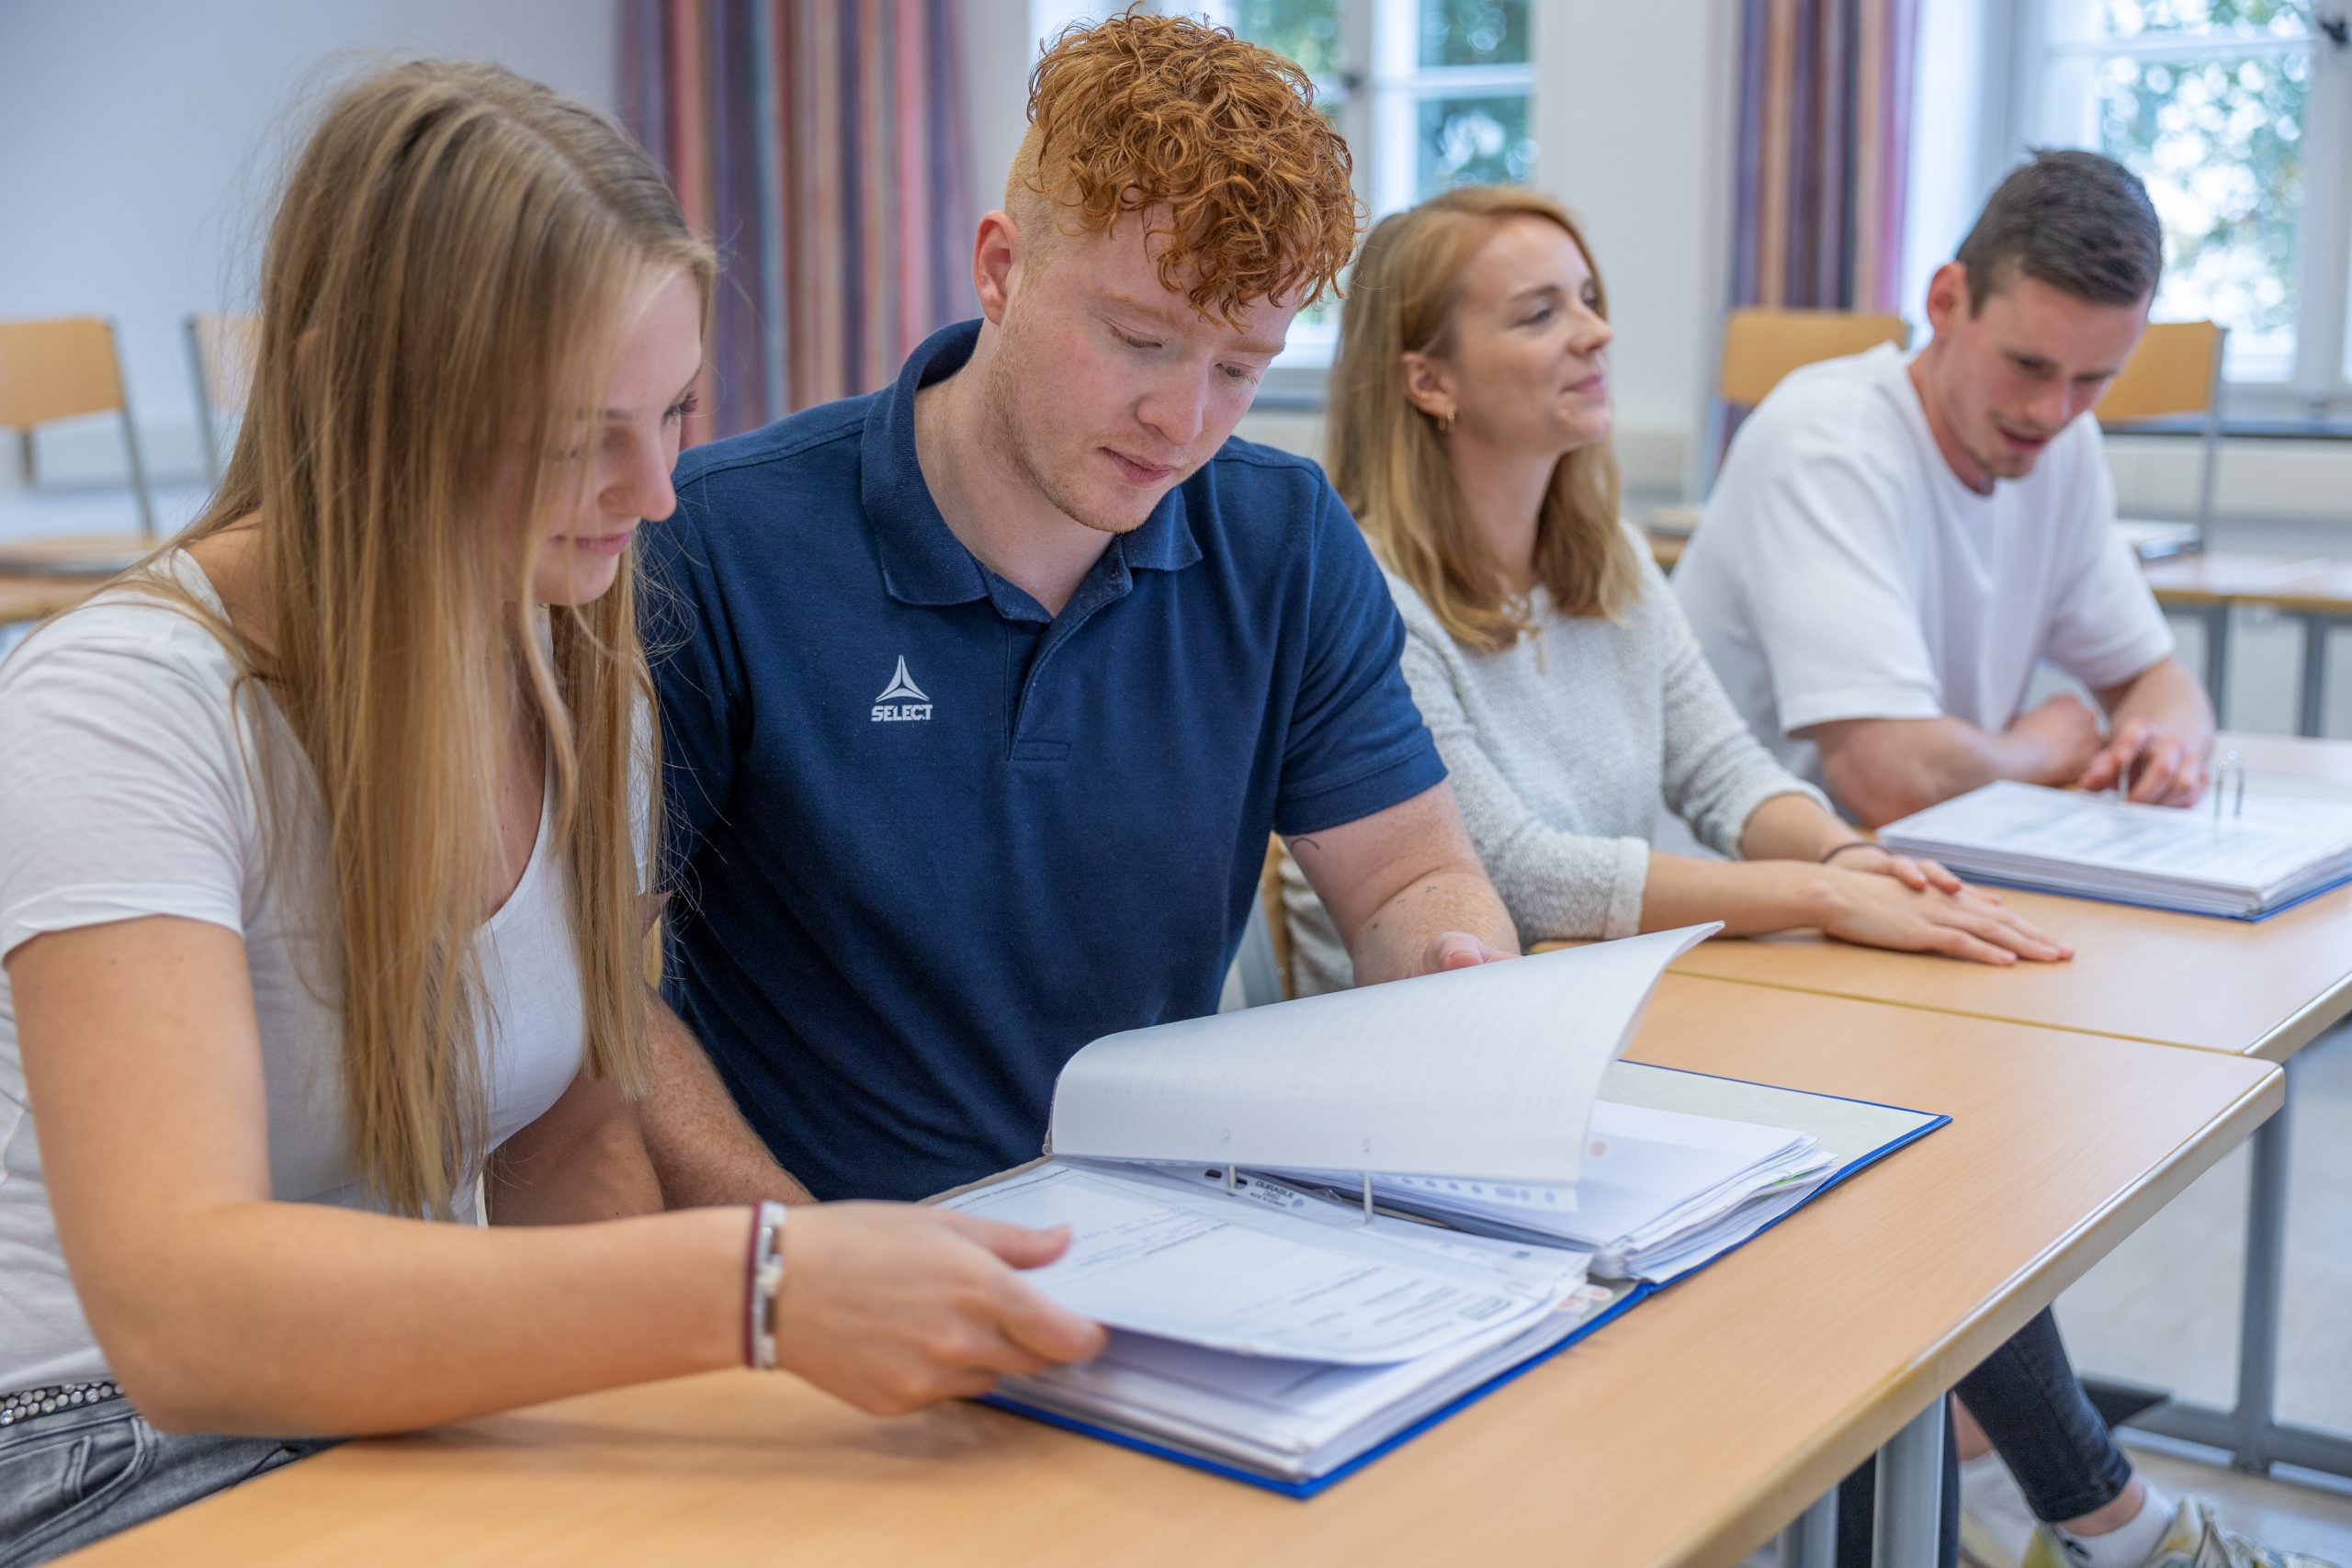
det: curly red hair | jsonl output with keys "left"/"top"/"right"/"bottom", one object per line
{"left": 1011, "top": 9, "right": 1362, "bottom": 321}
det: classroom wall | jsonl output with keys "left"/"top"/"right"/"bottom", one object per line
{"left": 8, "top": 0, "right": 2346, "bottom": 523}
{"left": 0, "top": 0, "right": 621, "bottom": 486}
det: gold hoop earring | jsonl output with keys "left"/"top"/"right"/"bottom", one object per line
{"left": 1435, "top": 411, "right": 1455, "bottom": 435}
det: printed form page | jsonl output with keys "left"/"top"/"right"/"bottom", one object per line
{"left": 943, "top": 1160, "right": 1587, "bottom": 1364}
{"left": 1890, "top": 782, "right": 2352, "bottom": 885}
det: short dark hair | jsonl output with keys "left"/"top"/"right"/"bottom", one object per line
{"left": 1954, "top": 149, "right": 2162, "bottom": 311}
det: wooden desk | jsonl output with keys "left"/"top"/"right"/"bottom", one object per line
{"left": 1668, "top": 883, "right": 2352, "bottom": 1063}
{"left": 2133, "top": 555, "right": 2352, "bottom": 735}
{"left": 0, "top": 570, "right": 96, "bottom": 626}
{"left": 1667, "top": 732, "right": 2352, "bottom": 1476}
{"left": 1668, "top": 731, "right": 2352, "bottom": 1062}
{"left": 65, "top": 979, "right": 2280, "bottom": 1568}
{"left": 0, "top": 533, "right": 157, "bottom": 626}
{"left": 2136, "top": 551, "right": 2333, "bottom": 609}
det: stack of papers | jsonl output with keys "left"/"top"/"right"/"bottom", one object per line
{"left": 1877, "top": 780, "right": 2352, "bottom": 919}
{"left": 945, "top": 1159, "right": 1612, "bottom": 1482}
{"left": 1343, "top": 1100, "right": 1833, "bottom": 1281}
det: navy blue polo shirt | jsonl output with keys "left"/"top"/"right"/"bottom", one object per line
{"left": 645, "top": 320, "right": 1444, "bottom": 1202}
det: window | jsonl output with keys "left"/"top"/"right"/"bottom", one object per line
{"left": 1196, "top": 0, "right": 1538, "bottom": 366}
{"left": 2018, "top": 1, "right": 2352, "bottom": 412}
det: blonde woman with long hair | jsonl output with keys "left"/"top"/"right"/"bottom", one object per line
{"left": 0, "top": 62, "right": 1098, "bottom": 1563}
{"left": 1283, "top": 185, "right": 2069, "bottom": 998}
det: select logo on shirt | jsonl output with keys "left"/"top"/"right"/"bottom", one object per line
{"left": 871, "top": 656, "right": 933, "bottom": 722}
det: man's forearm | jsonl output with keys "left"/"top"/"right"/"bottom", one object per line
{"left": 641, "top": 993, "right": 815, "bottom": 1208}
{"left": 487, "top": 1077, "right": 665, "bottom": 1226}
{"left": 1347, "top": 867, "right": 1519, "bottom": 986}
{"left": 1820, "top": 716, "right": 2062, "bottom": 828}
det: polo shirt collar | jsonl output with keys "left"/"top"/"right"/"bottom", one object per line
{"left": 862, "top": 320, "right": 1203, "bottom": 608}
{"left": 862, "top": 321, "right": 990, "bottom": 606}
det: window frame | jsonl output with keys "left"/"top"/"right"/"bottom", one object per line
{"left": 1189, "top": 0, "right": 1539, "bottom": 398}
{"left": 2007, "top": 0, "right": 2352, "bottom": 419}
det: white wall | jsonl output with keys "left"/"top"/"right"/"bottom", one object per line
{"left": 1530, "top": 0, "right": 1726, "bottom": 494}
{"left": 0, "top": 0, "right": 620, "bottom": 483}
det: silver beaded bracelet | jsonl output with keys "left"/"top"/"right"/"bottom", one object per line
{"left": 746, "top": 1201, "right": 788, "bottom": 1371}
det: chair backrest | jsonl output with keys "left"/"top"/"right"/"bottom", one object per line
{"left": 0, "top": 317, "right": 130, "bottom": 430}
{"left": 187, "top": 312, "right": 258, "bottom": 418}
{"left": 1716, "top": 309, "right": 1912, "bottom": 407}
{"left": 186, "top": 311, "right": 259, "bottom": 478}
{"left": 1230, "top": 837, "right": 1295, "bottom": 1010}
{"left": 2096, "top": 320, "right": 2226, "bottom": 424}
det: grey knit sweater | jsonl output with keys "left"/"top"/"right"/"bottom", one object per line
{"left": 1283, "top": 525, "right": 1826, "bottom": 996}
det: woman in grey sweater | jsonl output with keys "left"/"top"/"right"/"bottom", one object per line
{"left": 1280, "top": 186, "right": 2312, "bottom": 1568}
{"left": 1284, "top": 186, "right": 2067, "bottom": 997}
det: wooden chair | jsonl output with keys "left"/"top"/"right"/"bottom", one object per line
{"left": 185, "top": 311, "right": 257, "bottom": 479}
{"left": 2097, "top": 320, "right": 2227, "bottom": 561}
{"left": 1232, "top": 837, "right": 1294, "bottom": 1009}
{"left": 0, "top": 316, "right": 158, "bottom": 577}
{"left": 1715, "top": 307, "right": 1914, "bottom": 408}
{"left": 1647, "top": 308, "right": 1913, "bottom": 538}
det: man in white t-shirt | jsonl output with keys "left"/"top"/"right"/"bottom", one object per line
{"left": 1677, "top": 156, "right": 2326, "bottom": 1568}
{"left": 1677, "top": 149, "right": 2212, "bottom": 831}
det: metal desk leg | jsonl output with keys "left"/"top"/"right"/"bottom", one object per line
{"left": 1779, "top": 1489, "right": 1838, "bottom": 1568}
{"left": 2121, "top": 1056, "right": 2352, "bottom": 1477}
{"left": 2233, "top": 1062, "right": 2293, "bottom": 1472}
{"left": 1873, "top": 1401, "right": 1947, "bottom": 1568}
{"left": 2299, "top": 615, "right": 2329, "bottom": 739}
{"left": 2204, "top": 604, "right": 2233, "bottom": 728}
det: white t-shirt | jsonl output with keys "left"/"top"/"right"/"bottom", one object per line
{"left": 1673, "top": 344, "right": 2175, "bottom": 796}
{"left": 0, "top": 556, "right": 592, "bottom": 1392}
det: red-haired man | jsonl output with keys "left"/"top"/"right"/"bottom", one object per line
{"left": 639, "top": 13, "right": 1517, "bottom": 1411}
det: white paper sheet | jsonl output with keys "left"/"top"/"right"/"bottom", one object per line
{"left": 1372, "top": 1099, "right": 1804, "bottom": 1225}
{"left": 1001, "top": 1283, "right": 1619, "bottom": 1470}
{"left": 1879, "top": 780, "right": 2352, "bottom": 904}
{"left": 943, "top": 1160, "right": 1586, "bottom": 1364}
{"left": 1045, "top": 923, "right": 1721, "bottom": 1183}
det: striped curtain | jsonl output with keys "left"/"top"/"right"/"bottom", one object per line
{"left": 1729, "top": 0, "right": 1917, "bottom": 312}
{"left": 619, "top": 0, "right": 975, "bottom": 442}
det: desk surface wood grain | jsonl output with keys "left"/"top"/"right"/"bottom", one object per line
{"left": 1669, "top": 733, "right": 2352, "bottom": 1061}
{"left": 62, "top": 978, "right": 2278, "bottom": 1568}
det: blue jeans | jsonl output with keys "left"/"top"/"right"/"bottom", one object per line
{"left": 0, "top": 1396, "right": 332, "bottom": 1567}
{"left": 1834, "top": 1307, "right": 2135, "bottom": 1568}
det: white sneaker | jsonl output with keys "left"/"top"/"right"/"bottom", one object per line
{"left": 2022, "top": 1497, "right": 2339, "bottom": 1568}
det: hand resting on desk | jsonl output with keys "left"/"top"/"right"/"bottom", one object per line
{"left": 1807, "top": 862, "right": 2071, "bottom": 966}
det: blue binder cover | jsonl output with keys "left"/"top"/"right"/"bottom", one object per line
{"left": 973, "top": 1074, "right": 1950, "bottom": 1498}
{"left": 1951, "top": 868, "right": 2352, "bottom": 923}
